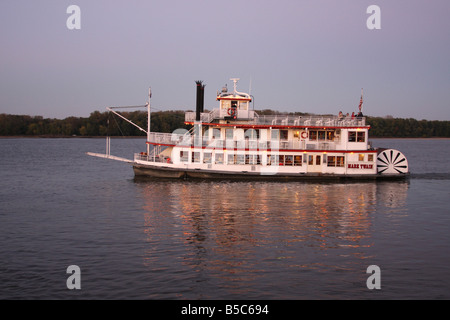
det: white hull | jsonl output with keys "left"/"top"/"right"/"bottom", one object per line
{"left": 132, "top": 161, "right": 408, "bottom": 180}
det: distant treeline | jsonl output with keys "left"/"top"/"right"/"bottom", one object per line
{"left": 0, "top": 111, "right": 187, "bottom": 137}
{"left": 1, "top": 110, "right": 449, "bottom": 138}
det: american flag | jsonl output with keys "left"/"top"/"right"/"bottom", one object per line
{"left": 358, "top": 89, "right": 363, "bottom": 112}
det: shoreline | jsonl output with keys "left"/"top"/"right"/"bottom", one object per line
{"left": 0, "top": 135, "right": 146, "bottom": 139}
{"left": 370, "top": 137, "right": 450, "bottom": 140}
{"left": 1, "top": 135, "right": 449, "bottom": 140}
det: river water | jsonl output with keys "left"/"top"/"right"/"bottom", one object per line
{"left": 0, "top": 137, "right": 449, "bottom": 300}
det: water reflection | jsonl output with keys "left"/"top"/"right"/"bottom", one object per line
{"left": 136, "top": 179, "right": 409, "bottom": 298}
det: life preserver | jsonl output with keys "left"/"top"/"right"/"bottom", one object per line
{"left": 301, "top": 131, "right": 308, "bottom": 139}
{"left": 227, "top": 108, "right": 236, "bottom": 116}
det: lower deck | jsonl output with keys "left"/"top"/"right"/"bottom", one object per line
{"left": 132, "top": 162, "right": 407, "bottom": 180}
{"left": 136, "top": 146, "right": 379, "bottom": 176}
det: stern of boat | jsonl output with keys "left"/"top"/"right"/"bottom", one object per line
{"left": 376, "top": 149, "right": 409, "bottom": 176}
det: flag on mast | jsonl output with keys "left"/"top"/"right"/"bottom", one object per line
{"left": 358, "top": 88, "right": 363, "bottom": 112}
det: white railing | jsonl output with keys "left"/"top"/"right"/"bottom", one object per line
{"left": 147, "top": 133, "right": 341, "bottom": 151}
{"left": 254, "top": 115, "right": 365, "bottom": 127}
{"left": 135, "top": 152, "right": 172, "bottom": 163}
{"left": 185, "top": 109, "right": 220, "bottom": 123}
{"left": 148, "top": 132, "right": 190, "bottom": 145}
{"left": 185, "top": 109, "right": 366, "bottom": 127}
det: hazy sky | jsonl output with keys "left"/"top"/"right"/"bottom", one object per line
{"left": 1, "top": 0, "right": 449, "bottom": 120}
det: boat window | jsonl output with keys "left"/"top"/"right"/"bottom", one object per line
{"left": 308, "top": 155, "right": 314, "bottom": 165}
{"left": 309, "top": 131, "right": 317, "bottom": 140}
{"left": 245, "top": 128, "right": 259, "bottom": 140}
{"left": 357, "top": 132, "right": 365, "bottom": 142}
{"left": 239, "top": 101, "right": 248, "bottom": 110}
{"left": 226, "top": 129, "right": 233, "bottom": 140}
{"left": 180, "top": 151, "right": 188, "bottom": 162}
{"left": 192, "top": 152, "right": 200, "bottom": 163}
{"left": 285, "top": 155, "right": 293, "bottom": 166}
{"left": 368, "top": 154, "right": 374, "bottom": 162}
{"left": 271, "top": 129, "right": 279, "bottom": 140}
{"left": 316, "top": 155, "right": 321, "bottom": 165}
{"left": 245, "top": 155, "right": 259, "bottom": 165}
{"left": 294, "top": 131, "right": 300, "bottom": 138}
{"left": 359, "top": 154, "right": 365, "bottom": 161}
{"left": 227, "top": 154, "right": 235, "bottom": 165}
{"left": 318, "top": 131, "right": 326, "bottom": 141}
{"left": 236, "top": 154, "right": 245, "bottom": 164}
{"left": 215, "top": 153, "right": 224, "bottom": 164}
{"left": 326, "top": 131, "right": 335, "bottom": 141}
{"left": 204, "top": 153, "right": 212, "bottom": 164}
{"left": 348, "top": 131, "right": 357, "bottom": 142}
{"left": 221, "top": 100, "right": 230, "bottom": 110}
{"left": 294, "top": 155, "right": 302, "bottom": 166}
{"left": 348, "top": 131, "right": 365, "bottom": 142}
{"left": 336, "top": 156, "right": 345, "bottom": 167}
{"left": 267, "top": 155, "right": 278, "bottom": 165}
{"left": 327, "top": 156, "right": 336, "bottom": 167}
{"left": 280, "top": 130, "right": 288, "bottom": 140}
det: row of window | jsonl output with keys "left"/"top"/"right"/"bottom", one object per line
{"left": 210, "top": 129, "right": 365, "bottom": 143}
{"left": 184, "top": 152, "right": 305, "bottom": 166}
{"left": 308, "top": 130, "right": 365, "bottom": 142}
{"left": 308, "top": 130, "right": 335, "bottom": 141}
{"left": 348, "top": 131, "right": 366, "bottom": 142}
{"left": 304, "top": 155, "right": 344, "bottom": 167}
{"left": 327, "top": 156, "right": 345, "bottom": 167}
{"left": 182, "top": 152, "right": 373, "bottom": 167}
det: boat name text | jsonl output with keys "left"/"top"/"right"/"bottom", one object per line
{"left": 348, "top": 164, "right": 373, "bottom": 169}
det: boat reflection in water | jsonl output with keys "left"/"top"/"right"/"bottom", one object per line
{"left": 136, "top": 179, "right": 409, "bottom": 298}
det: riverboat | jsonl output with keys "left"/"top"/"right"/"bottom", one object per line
{"left": 88, "top": 78, "right": 409, "bottom": 180}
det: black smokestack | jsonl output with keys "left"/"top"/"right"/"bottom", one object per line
{"left": 200, "top": 83, "right": 205, "bottom": 113}
{"left": 195, "top": 80, "right": 205, "bottom": 121}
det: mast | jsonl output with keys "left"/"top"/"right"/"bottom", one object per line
{"left": 358, "top": 88, "right": 364, "bottom": 113}
{"left": 147, "top": 87, "right": 151, "bottom": 155}
{"left": 230, "top": 78, "right": 239, "bottom": 94}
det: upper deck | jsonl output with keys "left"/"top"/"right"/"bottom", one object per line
{"left": 186, "top": 78, "right": 367, "bottom": 128}
{"left": 185, "top": 110, "right": 367, "bottom": 128}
